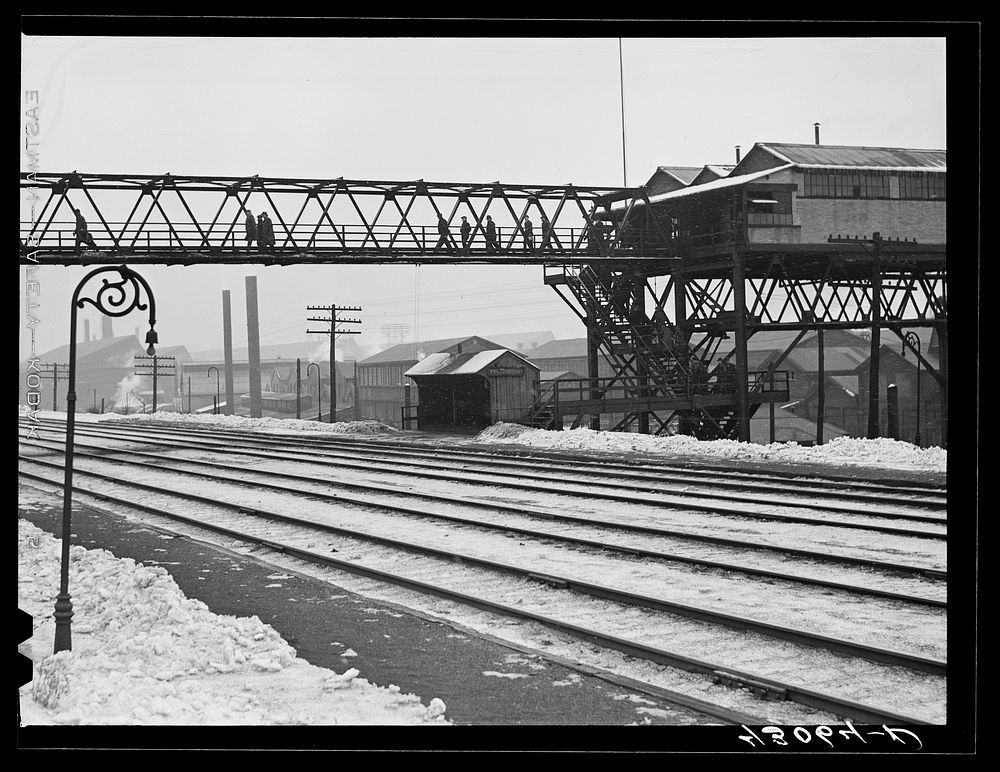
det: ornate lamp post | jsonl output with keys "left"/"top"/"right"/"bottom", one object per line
{"left": 207, "top": 366, "right": 221, "bottom": 414}
{"left": 902, "top": 332, "right": 922, "bottom": 447}
{"left": 307, "top": 362, "right": 322, "bottom": 421}
{"left": 54, "top": 265, "right": 157, "bottom": 653}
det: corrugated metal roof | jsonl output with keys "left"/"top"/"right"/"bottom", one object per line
{"left": 655, "top": 166, "right": 702, "bottom": 184}
{"left": 760, "top": 143, "right": 946, "bottom": 170}
{"left": 404, "top": 349, "right": 538, "bottom": 377}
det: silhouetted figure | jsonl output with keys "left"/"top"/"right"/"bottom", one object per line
{"left": 586, "top": 220, "right": 602, "bottom": 255}
{"left": 522, "top": 216, "right": 534, "bottom": 253}
{"left": 257, "top": 213, "right": 266, "bottom": 250}
{"left": 460, "top": 216, "right": 471, "bottom": 252}
{"left": 485, "top": 215, "right": 499, "bottom": 254}
{"left": 244, "top": 209, "right": 257, "bottom": 250}
{"left": 261, "top": 212, "right": 276, "bottom": 248}
{"left": 72, "top": 207, "right": 98, "bottom": 252}
{"left": 434, "top": 214, "right": 454, "bottom": 253}
{"left": 540, "top": 214, "right": 552, "bottom": 251}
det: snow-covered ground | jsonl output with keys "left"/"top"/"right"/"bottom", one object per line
{"left": 17, "top": 519, "right": 449, "bottom": 726}
{"left": 475, "top": 423, "right": 947, "bottom": 474}
{"left": 22, "top": 409, "right": 947, "bottom": 474}
{"left": 92, "top": 410, "right": 400, "bottom": 436}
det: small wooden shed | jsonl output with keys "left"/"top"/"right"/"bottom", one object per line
{"left": 404, "top": 349, "right": 540, "bottom": 430}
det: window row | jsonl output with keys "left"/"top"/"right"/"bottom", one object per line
{"left": 803, "top": 171, "right": 946, "bottom": 200}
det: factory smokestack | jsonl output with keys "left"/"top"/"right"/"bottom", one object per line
{"left": 735, "top": 145, "right": 741, "bottom": 163}
{"left": 814, "top": 122, "right": 821, "bottom": 145}
{"left": 102, "top": 317, "right": 113, "bottom": 339}
{"left": 84, "top": 319, "right": 90, "bottom": 343}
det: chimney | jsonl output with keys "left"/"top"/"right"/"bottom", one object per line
{"left": 814, "top": 122, "right": 821, "bottom": 145}
{"left": 102, "top": 316, "right": 113, "bottom": 339}
{"left": 84, "top": 319, "right": 90, "bottom": 342}
{"left": 735, "top": 145, "right": 741, "bottom": 163}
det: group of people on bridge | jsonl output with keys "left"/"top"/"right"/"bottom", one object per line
{"left": 244, "top": 210, "right": 276, "bottom": 250}
{"left": 62, "top": 205, "right": 612, "bottom": 256}
{"left": 435, "top": 213, "right": 560, "bottom": 255}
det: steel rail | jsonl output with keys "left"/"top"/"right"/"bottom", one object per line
{"left": 19, "top": 436, "right": 947, "bottom": 609}
{"left": 39, "top": 420, "right": 944, "bottom": 539}
{"left": 17, "top": 465, "right": 941, "bottom": 725}
{"left": 32, "top": 415, "right": 946, "bottom": 499}
{"left": 216, "top": 432, "right": 948, "bottom": 511}
{"left": 18, "top": 428, "right": 947, "bottom": 579}
{"left": 18, "top": 455, "right": 947, "bottom": 674}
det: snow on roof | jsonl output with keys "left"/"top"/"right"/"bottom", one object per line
{"left": 611, "top": 165, "right": 795, "bottom": 213}
{"left": 405, "top": 349, "right": 537, "bottom": 377}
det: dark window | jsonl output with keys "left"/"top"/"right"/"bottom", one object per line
{"left": 899, "top": 171, "right": 946, "bottom": 200}
{"left": 803, "top": 170, "right": 891, "bottom": 199}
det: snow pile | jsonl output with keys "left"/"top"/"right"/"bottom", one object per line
{"left": 477, "top": 422, "right": 533, "bottom": 441}
{"left": 17, "top": 520, "right": 448, "bottom": 725}
{"left": 100, "top": 411, "right": 399, "bottom": 436}
{"left": 475, "top": 425, "right": 947, "bottom": 473}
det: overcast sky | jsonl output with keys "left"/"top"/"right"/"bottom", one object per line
{"left": 20, "top": 33, "right": 948, "bottom": 361}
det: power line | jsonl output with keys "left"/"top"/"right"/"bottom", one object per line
{"left": 306, "top": 304, "right": 362, "bottom": 422}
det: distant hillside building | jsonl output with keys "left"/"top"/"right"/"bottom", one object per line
{"left": 25, "top": 335, "right": 149, "bottom": 412}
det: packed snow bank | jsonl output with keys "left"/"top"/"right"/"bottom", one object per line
{"left": 80, "top": 410, "right": 396, "bottom": 436}
{"left": 475, "top": 424, "right": 947, "bottom": 473}
{"left": 17, "top": 520, "right": 448, "bottom": 725}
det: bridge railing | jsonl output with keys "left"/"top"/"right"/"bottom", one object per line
{"left": 20, "top": 220, "right": 675, "bottom": 257}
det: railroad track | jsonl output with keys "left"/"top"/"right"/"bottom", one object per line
{"left": 22, "top": 418, "right": 948, "bottom": 539}
{"left": 19, "top": 433, "right": 947, "bottom": 598}
{"left": 19, "top": 425, "right": 947, "bottom": 725}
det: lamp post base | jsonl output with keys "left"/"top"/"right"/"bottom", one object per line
{"left": 53, "top": 593, "right": 73, "bottom": 653}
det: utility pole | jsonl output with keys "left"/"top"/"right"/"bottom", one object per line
{"left": 307, "top": 304, "right": 362, "bottom": 423}
{"left": 38, "top": 364, "right": 70, "bottom": 410}
{"left": 133, "top": 355, "right": 176, "bottom": 413}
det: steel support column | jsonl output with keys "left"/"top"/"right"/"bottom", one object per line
{"left": 867, "top": 233, "right": 883, "bottom": 438}
{"left": 245, "top": 276, "right": 263, "bottom": 418}
{"left": 222, "top": 290, "right": 236, "bottom": 416}
{"left": 587, "top": 316, "right": 600, "bottom": 431}
{"left": 731, "top": 194, "right": 751, "bottom": 442}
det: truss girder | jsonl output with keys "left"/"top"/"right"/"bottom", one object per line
{"left": 19, "top": 171, "right": 678, "bottom": 264}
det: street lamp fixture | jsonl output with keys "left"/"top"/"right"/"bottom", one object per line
{"left": 307, "top": 362, "right": 322, "bottom": 421}
{"left": 54, "top": 265, "right": 157, "bottom": 654}
{"left": 902, "top": 332, "right": 922, "bottom": 447}
{"left": 207, "top": 366, "right": 221, "bottom": 414}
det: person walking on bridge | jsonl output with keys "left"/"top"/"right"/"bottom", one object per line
{"left": 261, "top": 212, "right": 276, "bottom": 249}
{"left": 434, "top": 213, "right": 454, "bottom": 253}
{"left": 460, "top": 216, "right": 472, "bottom": 253}
{"left": 72, "top": 207, "right": 98, "bottom": 253}
{"left": 244, "top": 209, "right": 257, "bottom": 251}
{"left": 256, "top": 213, "right": 267, "bottom": 251}
{"left": 540, "top": 213, "right": 552, "bottom": 252}
{"left": 522, "top": 215, "right": 535, "bottom": 254}
{"left": 485, "top": 215, "right": 498, "bottom": 254}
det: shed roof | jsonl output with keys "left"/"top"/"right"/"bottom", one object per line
{"left": 611, "top": 165, "right": 795, "bottom": 213}
{"left": 653, "top": 166, "right": 702, "bottom": 185}
{"left": 753, "top": 142, "right": 947, "bottom": 171}
{"left": 405, "top": 349, "right": 538, "bottom": 378}
{"left": 361, "top": 335, "right": 502, "bottom": 364}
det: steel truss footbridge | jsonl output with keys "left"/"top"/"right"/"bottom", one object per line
{"left": 20, "top": 171, "right": 947, "bottom": 444}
